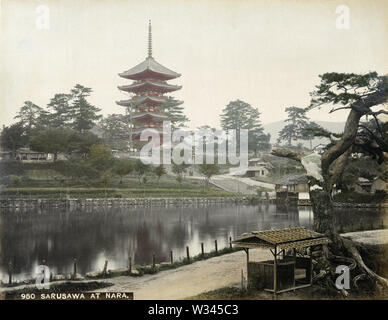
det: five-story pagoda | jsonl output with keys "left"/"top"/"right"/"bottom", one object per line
{"left": 117, "top": 21, "right": 183, "bottom": 147}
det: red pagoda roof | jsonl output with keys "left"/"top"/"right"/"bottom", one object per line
{"left": 119, "top": 57, "right": 181, "bottom": 81}
{"left": 116, "top": 95, "right": 183, "bottom": 107}
{"left": 131, "top": 112, "right": 168, "bottom": 120}
{"left": 118, "top": 80, "right": 181, "bottom": 93}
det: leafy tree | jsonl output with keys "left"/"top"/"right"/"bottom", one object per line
{"left": 154, "top": 164, "right": 166, "bottom": 182}
{"left": 134, "top": 160, "right": 151, "bottom": 182}
{"left": 67, "top": 131, "right": 100, "bottom": 157}
{"left": 99, "top": 114, "right": 129, "bottom": 150}
{"left": 198, "top": 163, "right": 220, "bottom": 188}
{"left": 0, "top": 123, "right": 28, "bottom": 156}
{"left": 69, "top": 84, "right": 102, "bottom": 133}
{"left": 30, "top": 128, "right": 72, "bottom": 161}
{"left": 88, "top": 145, "right": 114, "bottom": 172}
{"left": 272, "top": 71, "right": 388, "bottom": 289}
{"left": 249, "top": 130, "right": 271, "bottom": 155}
{"left": 113, "top": 159, "right": 133, "bottom": 184}
{"left": 172, "top": 163, "right": 189, "bottom": 179}
{"left": 220, "top": 100, "right": 264, "bottom": 151}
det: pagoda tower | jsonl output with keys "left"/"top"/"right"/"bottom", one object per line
{"left": 117, "top": 21, "right": 183, "bottom": 146}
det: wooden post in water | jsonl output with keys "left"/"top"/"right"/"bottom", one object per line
{"left": 128, "top": 256, "right": 132, "bottom": 273}
{"left": 186, "top": 246, "right": 190, "bottom": 262}
{"left": 103, "top": 260, "right": 108, "bottom": 275}
{"left": 201, "top": 243, "right": 204, "bottom": 256}
{"left": 241, "top": 269, "right": 244, "bottom": 290}
{"left": 73, "top": 259, "right": 77, "bottom": 279}
{"left": 215, "top": 240, "right": 218, "bottom": 253}
{"left": 152, "top": 254, "right": 156, "bottom": 269}
{"left": 229, "top": 236, "right": 232, "bottom": 249}
{"left": 8, "top": 261, "right": 13, "bottom": 284}
{"left": 170, "top": 251, "right": 173, "bottom": 264}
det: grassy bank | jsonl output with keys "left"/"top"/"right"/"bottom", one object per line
{"left": 1, "top": 186, "right": 233, "bottom": 198}
{"left": 91, "top": 247, "right": 242, "bottom": 279}
{"left": 0, "top": 162, "right": 235, "bottom": 198}
{"left": 0, "top": 163, "right": 233, "bottom": 198}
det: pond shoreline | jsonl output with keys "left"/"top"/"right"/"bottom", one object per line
{"left": 0, "top": 196, "right": 386, "bottom": 209}
{"left": 0, "top": 196, "right": 259, "bottom": 208}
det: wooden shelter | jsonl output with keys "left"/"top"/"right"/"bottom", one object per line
{"left": 233, "top": 227, "right": 329, "bottom": 297}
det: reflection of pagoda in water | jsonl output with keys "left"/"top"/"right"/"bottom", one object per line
{"left": 116, "top": 20, "right": 183, "bottom": 146}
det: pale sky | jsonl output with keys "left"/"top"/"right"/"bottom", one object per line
{"left": 1, "top": 0, "right": 387, "bottom": 130}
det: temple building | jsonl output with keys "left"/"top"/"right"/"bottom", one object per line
{"left": 117, "top": 21, "right": 183, "bottom": 146}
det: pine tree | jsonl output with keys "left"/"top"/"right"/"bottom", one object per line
{"left": 69, "top": 84, "right": 102, "bottom": 133}
{"left": 47, "top": 93, "right": 73, "bottom": 128}
{"left": 220, "top": 99, "right": 266, "bottom": 152}
{"left": 277, "top": 106, "right": 309, "bottom": 146}
{"left": 162, "top": 97, "right": 189, "bottom": 129}
{"left": 14, "top": 101, "right": 44, "bottom": 133}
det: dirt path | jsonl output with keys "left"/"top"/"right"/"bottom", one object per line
{"left": 93, "top": 249, "right": 272, "bottom": 300}
{"left": 94, "top": 229, "right": 388, "bottom": 300}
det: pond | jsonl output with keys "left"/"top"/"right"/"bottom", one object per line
{"left": 0, "top": 204, "right": 386, "bottom": 282}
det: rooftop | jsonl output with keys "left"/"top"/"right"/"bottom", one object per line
{"left": 233, "top": 227, "right": 329, "bottom": 250}
{"left": 276, "top": 174, "right": 308, "bottom": 186}
{"left": 119, "top": 57, "right": 181, "bottom": 81}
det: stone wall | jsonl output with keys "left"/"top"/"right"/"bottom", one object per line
{"left": 0, "top": 196, "right": 250, "bottom": 208}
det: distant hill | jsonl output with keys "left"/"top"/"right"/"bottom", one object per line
{"left": 263, "top": 121, "right": 345, "bottom": 148}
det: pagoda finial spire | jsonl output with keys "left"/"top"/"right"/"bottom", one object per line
{"left": 148, "top": 20, "right": 152, "bottom": 58}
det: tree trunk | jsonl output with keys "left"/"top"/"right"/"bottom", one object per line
{"left": 309, "top": 189, "right": 342, "bottom": 250}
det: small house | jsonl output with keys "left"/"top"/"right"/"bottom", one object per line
{"left": 275, "top": 174, "right": 309, "bottom": 203}
{"left": 371, "top": 177, "right": 388, "bottom": 193}
{"left": 245, "top": 159, "right": 273, "bottom": 178}
{"left": 15, "top": 148, "right": 53, "bottom": 162}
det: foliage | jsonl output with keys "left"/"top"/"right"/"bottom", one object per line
{"left": 134, "top": 160, "right": 151, "bottom": 182}
{"left": 220, "top": 100, "right": 268, "bottom": 152}
{"left": 88, "top": 145, "right": 114, "bottom": 172}
{"left": 309, "top": 72, "right": 386, "bottom": 109}
{"left": 67, "top": 131, "right": 101, "bottom": 156}
{"left": 113, "top": 159, "right": 133, "bottom": 183}
{"left": 46, "top": 93, "right": 73, "bottom": 128}
{"left": 161, "top": 97, "right": 189, "bottom": 128}
{"left": 277, "top": 106, "right": 318, "bottom": 146}
{"left": 29, "top": 129, "right": 100, "bottom": 159}
{"left": 154, "top": 164, "right": 166, "bottom": 182}
{"left": 198, "top": 163, "right": 220, "bottom": 182}
{"left": 30, "top": 128, "right": 73, "bottom": 160}
{"left": 0, "top": 123, "right": 28, "bottom": 153}
{"left": 99, "top": 114, "right": 129, "bottom": 150}
{"left": 14, "top": 101, "right": 45, "bottom": 132}
{"left": 69, "top": 84, "right": 102, "bottom": 133}
{"left": 172, "top": 163, "right": 190, "bottom": 185}
{"left": 61, "top": 160, "right": 100, "bottom": 181}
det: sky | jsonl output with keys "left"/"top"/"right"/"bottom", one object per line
{"left": 0, "top": 0, "right": 387, "bottom": 130}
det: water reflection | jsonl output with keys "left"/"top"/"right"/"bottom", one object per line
{"left": 0, "top": 204, "right": 385, "bottom": 281}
